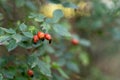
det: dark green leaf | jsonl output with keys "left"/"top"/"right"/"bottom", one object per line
{"left": 53, "top": 10, "right": 64, "bottom": 23}
{"left": 0, "top": 27, "right": 16, "bottom": 34}
{"left": 80, "top": 39, "right": 91, "bottom": 47}
{"left": 12, "top": 34, "right": 22, "bottom": 43}
{"left": 45, "top": 18, "right": 54, "bottom": 23}
{"left": 23, "top": 32, "right": 33, "bottom": 38}
{"left": 62, "top": 2, "right": 77, "bottom": 8}
{"left": 2, "top": 70, "right": 16, "bottom": 79}
{"left": 38, "top": 61, "right": 51, "bottom": 77}
{"left": 19, "top": 23, "right": 27, "bottom": 31}
{"left": 53, "top": 24, "right": 71, "bottom": 37}
{"left": 46, "top": 45, "right": 55, "bottom": 53}
{"left": 34, "top": 14, "right": 45, "bottom": 22}
{"left": 27, "top": 54, "right": 39, "bottom": 68}
{"left": 66, "top": 62, "right": 79, "bottom": 73}
{"left": 41, "top": 23, "right": 51, "bottom": 32}
{"left": 45, "top": 10, "right": 63, "bottom": 23}
{"left": 53, "top": 9, "right": 63, "bottom": 19}
{"left": 0, "top": 35, "right": 10, "bottom": 42}
{"left": 53, "top": 73, "right": 65, "bottom": 80}
{"left": 6, "top": 39, "right": 17, "bottom": 51}
{"left": 0, "top": 28, "right": 4, "bottom": 35}
{"left": 57, "top": 68, "right": 69, "bottom": 79}
{"left": 28, "top": 13, "right": 38, "bottom": 18}
{"left": 26, "top": 1, "right": 37, "bottom": 11}
{"left": 19, "top": 41, "right": 32, "bottom": 49}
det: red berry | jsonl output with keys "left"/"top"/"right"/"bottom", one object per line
{"left": 45, "top": 33, "right": 52, "bottom": 40}
{"left": 71, "top": 39, "right": 79, "bottom": 45}
{"left": 37, "top": 31, "right": 45, "bottom": 39}
{"left": 27, "top": 69, "right": 34, "bottom": 77}
{"left": 33, "top": 35, "right": 39, "bottom": 43}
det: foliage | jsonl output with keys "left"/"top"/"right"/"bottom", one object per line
{"left": 0, "top": 0, "right": 119, "bottom": 80}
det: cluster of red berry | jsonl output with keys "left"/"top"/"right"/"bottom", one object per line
{"left": 33, "top": 31, "right": 52, "bottom": 44}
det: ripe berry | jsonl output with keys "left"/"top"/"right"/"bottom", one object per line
{"left": 71, "top": 38, "right": 79, "bottom": 45}
{"left": 27, "top": 69, "right": 34, "bottom": 77}
{"left": 33, "top": 35, "right": 39, "bottom": 43}
{"left": 45, "top": 33, "right": 52, "bottom": 44}
{"left": 37, "top": 31, "right": 45, "bottom": 39}
{"left": 45, "top": 33, "right": 51, "bottom": 40}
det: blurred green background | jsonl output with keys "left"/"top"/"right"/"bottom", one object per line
{"left": 0, "top": 0, "right": 120, "bottom": 80}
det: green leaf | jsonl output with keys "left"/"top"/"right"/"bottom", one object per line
{"left": 2, "top": 70, "right": 16, "bottom": 79}
{"left": 34, "top": 14, "right": 45, "bottom": 22}
{"left": 2, "top": 41, "right": 9, "bottom": 45}
{"left": 57, "top": 68, "right": 69, "bottom": 79}
{"left": 66, "top": 62, "right": 79, "bottom": 73}
{"left": 52, "top": 62, "right": 59, "bottom": 69}
{"left": 7, "top": 28, "right": 16, "bottom": 34}
{"left": 79, "top": 53, "right": 89, "bottom": 66}
{"left": 27, "top": 54, "right": 39, "bottom": 68}
{"left": 22, "top": 32, "right": 33, "bottom": 38}
{"left": 41, "top": 23, "right": 51, "bottom": 32}
{"left": 62, "top": 2, "right": 77, "bottom": 8}
{"left": 0, "top": 73, "right": 3, "bottom": 80}
{"left": 28, "top": 13, "right": 38, "bottom": 18}
{"left": 38, "top": 61, "right": 51, "bottom": 77}
{"left": 53, "top": 9, "right": 63, "bottom": 19}
{"left": 45, "top": 45, "right": 55, "bottom": 53}
{"left": 0, "top": 27, "right": 16, "bottom": 34}
{"left": 45, "top": 10, "right": 63, "bottom": 23}
{"left": 53, "top": 24, "right": 71, "bottom": 37}
{"left": 26, "top": 1, "right": 37, "bottom": 11}
{"left": 80, "top": 39, "right": 91, "bottom": 47}
{"left": 12, "top": 34, "right": 22, "bottom": 43}
{"left": 0, "top": 28, "right": 4, "bottom": 35}
{"left": 45, "top": 18, "right": 54, "bottom": 23}
{"left": 20, "top": 35, "right": 30, "bottom": 41}
{"left": 19, "top": 23, "right": 27, "bottom": 31}
{"left": 43, "top": 56, "right": 51, "bottom": 64}
{"left": 6, "top": 39, "right": 17, "bottom": 52}
{"left": 53, "top": 9, "right": 64, "bottom": 23}
{"left": 19, "top": 41, "right": 33, "bottom": 49}
{"left": 0, "top": 35, "right": 10, "bottom": 42}
{"left": 53, "top": 73, "right": 65, "bottom": 80}
{"left": 29, "top": 13, "right": 45, "bottom": 22}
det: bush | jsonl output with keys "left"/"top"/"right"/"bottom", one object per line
{"left": 0, "top": 0, "right": 119, "bottom": 80}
